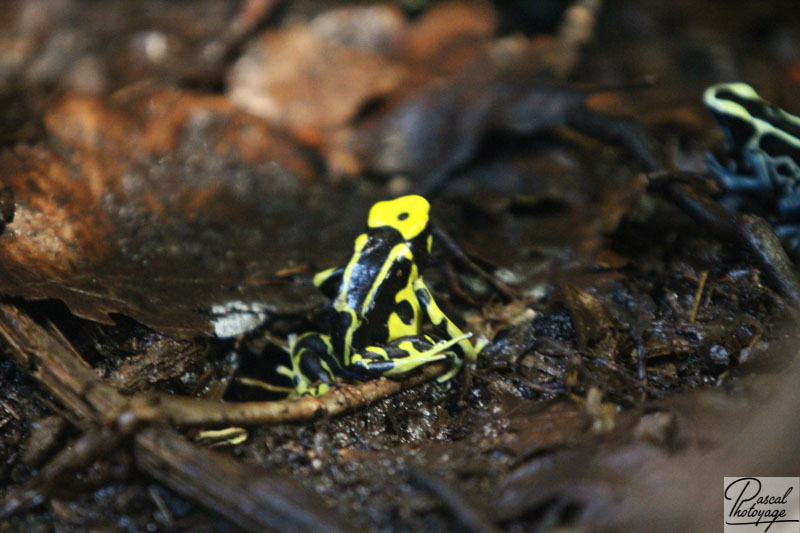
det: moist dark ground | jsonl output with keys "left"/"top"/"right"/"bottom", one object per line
{"left": 1, "top": 1, "right": 800, "bottom": 532}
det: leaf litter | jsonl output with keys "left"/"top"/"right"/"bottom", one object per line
{"left": 1, "top": 0, "right": 799, "bottom": 531}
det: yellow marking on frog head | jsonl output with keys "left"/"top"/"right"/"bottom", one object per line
{"left": 368, "top": 195, "right": 430, "bottom": 241}
{"left": 706, "top": 82, "right": 759, "bottom": 101}
{"left": 703, "top": 83, "right": 762, "bottom": 122}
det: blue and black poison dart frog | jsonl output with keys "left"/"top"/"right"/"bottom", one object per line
{"left": 279, "top": 195, "right": 483, "bottom": 396}
{"left": 704, "top": 83, "right": 800, "bottom": 244}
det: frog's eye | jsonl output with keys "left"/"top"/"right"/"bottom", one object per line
{"left": 398, "top": 212, "right": 409, "bottom": 221}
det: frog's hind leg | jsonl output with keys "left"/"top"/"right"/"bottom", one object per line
{"left": 706, "top": 150, "right": 773, "bottom": 193}
{"left": 278, "top": 332, "right": 342, "bottom": 397}
{"left": 413, "top": 277, "right": 485, "bottom": 362}
{"left": 346, "top": 334, "right": 471, "bottom": 381}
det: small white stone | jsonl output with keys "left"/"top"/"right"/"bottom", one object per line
{"left": 210, "top": 300, "right": 273, "bottom": 338}
{"left": 143, "top": 31, "right": 168, "bottom": 63}
{"left": 493, "top": 267, "right": 520, "bottom": 285}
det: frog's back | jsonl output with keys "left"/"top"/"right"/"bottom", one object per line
{"left": 332, "top": 228, "right": 415, "bottom": 351}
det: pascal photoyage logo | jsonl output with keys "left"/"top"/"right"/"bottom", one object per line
{"left": 724, "top": 477, "right": 800, "bottom": 533}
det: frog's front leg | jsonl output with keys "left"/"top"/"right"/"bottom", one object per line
{"left": 413, "top": 277, "right": 482, "bottom": 362}
{"left": 776, "top": 187, "right": 800, "bottom": 219}
{"left": 279, "top": 332, "right": 342, "bottom": 397}
{"left": 707, "top": 150, "right": 773, "bottom": 193}
{"left": 346, "top": 334, "right": 469, "bottom": 380}
{"left": 313, "top": 266, "right": 345, "bottom": 299}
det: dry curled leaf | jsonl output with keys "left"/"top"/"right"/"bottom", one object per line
{"left": 228, "top": 11, "right": 407, "bottom": 145}
{"left": 227, "top": 1, "right": 587, "bottom": 184}
{"left": 0, "top": 87, "right": 381, "bottom": 336}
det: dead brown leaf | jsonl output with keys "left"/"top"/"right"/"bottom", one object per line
{"left": 228, "top": 15, "right": 407, "bottom": 145}
{"left": 0, "top": 87, "right": 367, "bottom": 336}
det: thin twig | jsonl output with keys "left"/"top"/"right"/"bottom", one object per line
{"left": 127, "top": 362, "right": 448, "bottom": 427}
{"left": 0, "top": 398, "right": 21, "bottom": 421}
{"left": 689, "top": 271, "right": 708, "bottom": 324}
{"left": 433, "top": 224, "right": 520, "bottom": 301}
{"left": 148, "top": 486, "right": 174, "bottom": 527}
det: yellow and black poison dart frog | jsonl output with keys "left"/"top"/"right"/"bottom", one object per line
{"left": 704, "top": 83, "right": 800, "bottom": 237}
{"left": 279, "top": 195, "right": 482, "bottom": 396}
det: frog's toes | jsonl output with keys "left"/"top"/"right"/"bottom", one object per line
{"left": 347, "top": 353, "right": 398, "bottom": 379}
{"left": 304, "top": 382, "right": 332, "bottom": 397}
{"left": 347, "top": 335, "right": 473, "bottom": 380}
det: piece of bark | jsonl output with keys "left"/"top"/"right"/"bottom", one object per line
{"left": 662, "top": 181, "right": 800, "bottom": 310}
{"left": 0, "top": 302, "right": 352, "bottom": 531}
{"left": 109, "top": 339, "right": 202, "bottom": 394}
{"left": 0, "top": 303, "right": 125, "bottom": 423}
{"left": 134, "top": 427, "right": 353, "bottom": 533}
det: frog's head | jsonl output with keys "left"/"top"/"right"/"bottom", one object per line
{"left": 704, "top": 83, "right": 769, "bottom": 153}
{"left": 368, "top": 195, "right": 432, "bottom": 261}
